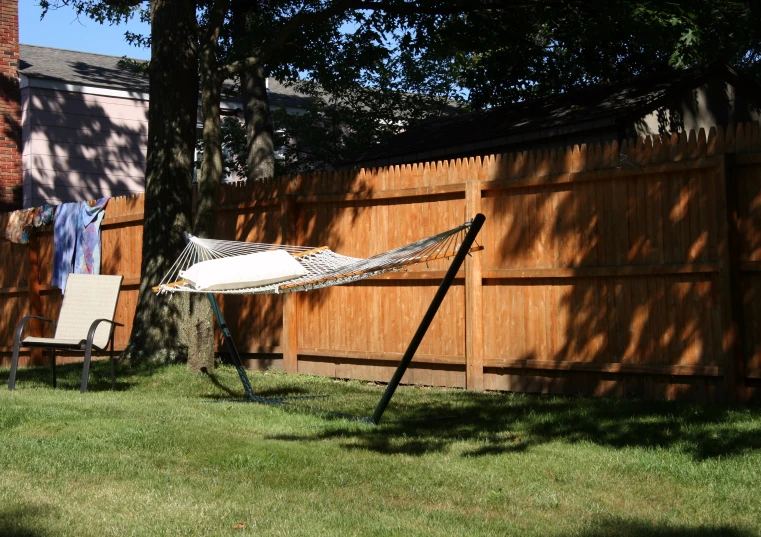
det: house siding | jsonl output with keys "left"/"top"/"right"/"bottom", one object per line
{"left": 21, "top": 86, "right": 31, "bottom": 205}
{"left": 632, "top": 81, "right": 761, "bottom": 138}
{"left": 23, "top": 86, "right": 149, "bottom": 207}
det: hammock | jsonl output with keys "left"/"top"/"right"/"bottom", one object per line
{"left": 152, "top": 215, "right": 486, "bottom": 425}
{"left": 154, "top": 221, "right": 483, "bottom": 295}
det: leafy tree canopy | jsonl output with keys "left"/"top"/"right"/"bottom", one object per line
{"left": 39, "top": 0, "right": 761, "bottom": 172}
{"left": 421, "top": 0, "right": 761, "bottom": 109}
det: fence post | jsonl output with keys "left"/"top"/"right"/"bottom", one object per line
{"left": 27, "top": 230, "right": 43, "bottom": 364}
{"left": 465, "top": 181, "right": 484, "bottom": 391}
{"left": 281, "top": 196, "right": 298, "bottom": 374}
{"left": 717, "top": 152, "right": 747, "bottom": 402}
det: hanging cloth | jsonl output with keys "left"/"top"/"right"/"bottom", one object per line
{"left": 74, "top": 198, "right": 109, "bottom": 275}
{"left": 32, "top": 204, "right": 56, "bottom": 228}
{"left": 4, "top": 207, "right": 36, "bottom": 244}
{"left": 51, "top": 202, "right": 81, "bottom": 291}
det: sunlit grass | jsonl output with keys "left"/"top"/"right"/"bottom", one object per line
{"left": 1, "top": 362, "right": 760, "bottom": 536}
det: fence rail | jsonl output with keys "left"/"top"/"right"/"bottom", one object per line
{"left": 3, "top": 123, "right": 761, "bottom": 402}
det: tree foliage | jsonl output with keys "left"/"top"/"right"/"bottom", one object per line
{"left": 227, "top": 0, "right": 761, "bottom": 169}
{"left": 418, "top": 0, "right": 761, "bottom": 109}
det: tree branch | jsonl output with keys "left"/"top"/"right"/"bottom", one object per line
{"left": 223, "top": 0, "right": 355, "bottom": 76}
{"left": 202, "top": 0, "right": 229, "bottom": 61}
{"left": 350, "top": 0, "right": 574, "bottom": 16}
{"left": 102, "top": 0, "right": 143, "bottom": 6}
{"left": 222, "top": 0, "right": 579, "bottom": 76}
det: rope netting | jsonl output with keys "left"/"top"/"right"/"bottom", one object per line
{"left": 154, "top": 220, "right": 481, "bottom": 295}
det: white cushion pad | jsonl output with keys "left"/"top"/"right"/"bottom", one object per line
{"left": 180, "top": 250, "right": 307, "bottom": 291}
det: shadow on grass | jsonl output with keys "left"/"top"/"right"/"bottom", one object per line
{"left": 202, "top": 371, "right": 313, "bottom": 400}
{"left": 203, "top": 370, "right": 240, "bottom": 397}
{"left": 5, "top": 361, "right": 761, "bottom": 463}
{"left": 571, "top": 517, "right": 755, "bottom": 537}
{"left": 0, "top": 506, "right": 53, "bottom": 537}
{"left": 266, "top": 386, "right": 761, "bottom": 461}
{"left": 0, "top": 360, "right": 167, "bottom": 393}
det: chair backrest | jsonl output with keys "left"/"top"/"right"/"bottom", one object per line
{"left": 54, "top": 274, "right": 123, "bottom": 348}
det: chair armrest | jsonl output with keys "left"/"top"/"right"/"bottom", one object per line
{"left": 14, "top": 315, "right": 56, "bottom": 345}
{"left": 85, "top": 319, "right": 123, "bottom": 351}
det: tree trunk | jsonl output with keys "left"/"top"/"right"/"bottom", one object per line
{"left": 241, "top": 63, "right": 275, "bottom": 180}
{"left": 230, "top": 1, "right": 274, "bottom": 181}
{"left": 187, "top": 4, "right": 226, "bottom": 373}
{"left": 122, "top": 0, "right": 198, "bottom": 365}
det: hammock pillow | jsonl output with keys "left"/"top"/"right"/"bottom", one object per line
{"left": 180, "top": 249, "right": 307, "bottom": 291}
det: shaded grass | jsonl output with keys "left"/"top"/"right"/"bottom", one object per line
{"left": 0, "top": 362, "right": 760, "bottom": 536}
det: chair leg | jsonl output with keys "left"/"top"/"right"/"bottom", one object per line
{"left": 8, "top": 336, "right": 22, "bottom": 391}
{"left": 51, "top": 350, "right": 57, "bottom": 389}
{"left": 110, "top": 337, "right": 116, "bottom": 390}
{"left": 81, "top": 343, "right": 94, "bottom": 393}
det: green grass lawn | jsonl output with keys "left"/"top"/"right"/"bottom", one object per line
{"left": 1, "top": 362, "right": 760, "bottom": 537}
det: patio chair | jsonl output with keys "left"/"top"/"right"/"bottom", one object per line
{"left": 8, "top": 274, "right": 124, "bottom": 393}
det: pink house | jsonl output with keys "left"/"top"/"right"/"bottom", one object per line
{"left": 19, "top": 44, "right": 151, "bottom": 207}
{"left": 0, "top": 0, "right": 310, "bottom": 210}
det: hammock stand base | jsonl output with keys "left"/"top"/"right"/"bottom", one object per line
{"left": 204, "top": 213, "right": 486, "bottom": 425}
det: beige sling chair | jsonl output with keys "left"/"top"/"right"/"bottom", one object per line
{"left": 8, "top": 274, "right": 123, "bottom": 393}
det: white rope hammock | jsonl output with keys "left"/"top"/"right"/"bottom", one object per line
{"left": 154, "top": 220, "right": 482, "bottom": 295}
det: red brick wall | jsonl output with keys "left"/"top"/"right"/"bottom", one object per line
{"left": 0, "top": 0, "right": 21, "bottom": 210}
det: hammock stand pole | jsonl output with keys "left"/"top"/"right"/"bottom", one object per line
{"left": 370, "top": 213, "right": 486, "bottom": 425}
{"left": 206, "top": 292, "right": 256, "bottom": 401}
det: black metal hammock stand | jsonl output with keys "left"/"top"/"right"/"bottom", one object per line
{"left": 154, "top": 214, "right": 486, "bottom": 424}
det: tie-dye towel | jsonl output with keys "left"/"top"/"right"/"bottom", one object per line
{"left": 74, "top": 198, "right": 109, "bottom": 275}
{"left": 4, "top": 207, "right": 36, "bottom": 244}
{"left": 33, "top": 204, "right": 56, "bottom": 228}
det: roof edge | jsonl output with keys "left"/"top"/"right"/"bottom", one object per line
{"left": 21, "top": 75, "right": 243, "bottom": 110}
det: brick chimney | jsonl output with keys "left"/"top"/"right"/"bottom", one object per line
{"left": 0, "top": 0, "right": 21, "bottom": 211}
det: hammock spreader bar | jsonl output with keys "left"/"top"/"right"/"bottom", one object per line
{"left": 180, "top": 215, "right": 486, "bottom": 424}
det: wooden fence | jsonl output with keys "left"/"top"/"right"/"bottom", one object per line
{"left": 3, "top": 123, "right": 761, "bottom": 403}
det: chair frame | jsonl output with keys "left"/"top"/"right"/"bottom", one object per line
{"left": 8, "top": 314, "right": 123, "bottom": 393}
